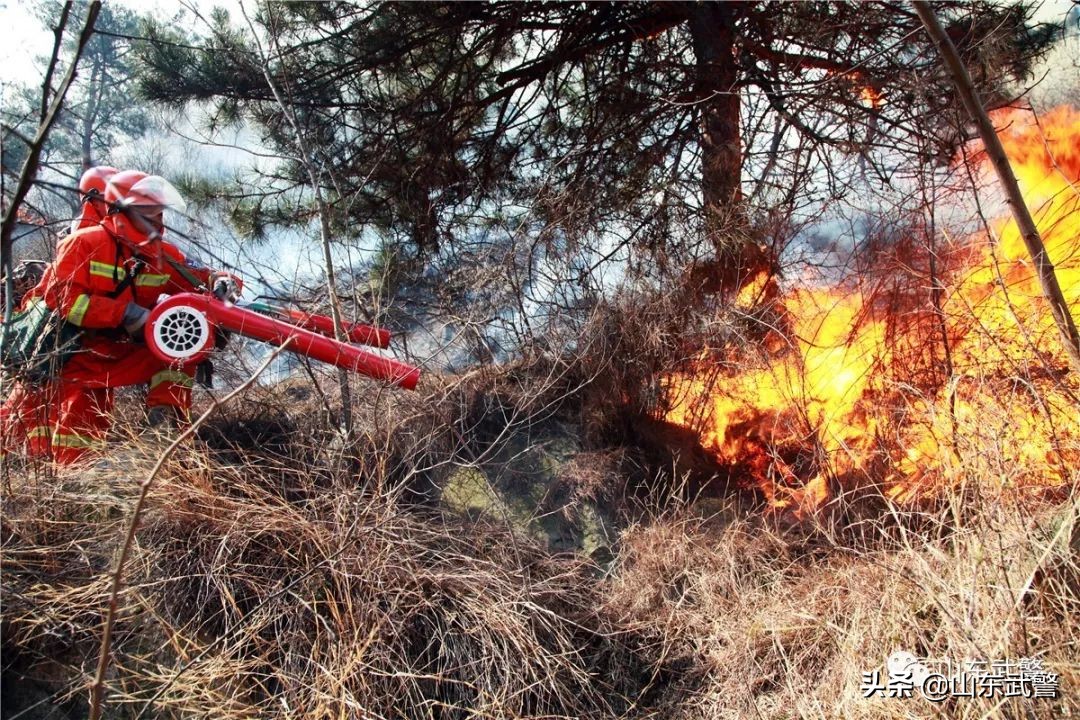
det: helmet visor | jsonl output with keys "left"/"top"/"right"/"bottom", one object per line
{"left": 119, "top": 176, "right": 187, "bottom": 241}
{"left": 123, "top": 175, "right": 187, "bottom": 213}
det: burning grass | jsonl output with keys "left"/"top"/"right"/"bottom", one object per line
{"left": 661, "top": 105, "right": 1080, "bottom": 513}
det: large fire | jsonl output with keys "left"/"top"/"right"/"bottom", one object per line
{"left": 664, "top": 105, "right": 1080, "bottom": 513}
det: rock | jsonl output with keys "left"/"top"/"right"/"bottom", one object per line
{"left": 441, "top": 420, "right": 617, "bottom": 556}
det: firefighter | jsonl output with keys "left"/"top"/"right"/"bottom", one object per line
{"left": 1, "top": 170, "right": 241, "bottom": 464}
{"left": 71, "top": 165, "right": 120, "bottom": 232}
{"left": 12, "top": 166, "right": 121, "bottom": 312}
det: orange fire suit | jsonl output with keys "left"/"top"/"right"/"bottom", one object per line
{"left": 1, "top": 223, "right": 229, "bottom": 463}
{"left": 15, "top": 200, "right": 111, "bottom": 310}
{"left": 70, "top": 198, "right": 108, "bottom": 233}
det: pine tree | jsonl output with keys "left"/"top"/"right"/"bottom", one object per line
{"left": 135, "top": 1, "right": 1057, "bottom": 293}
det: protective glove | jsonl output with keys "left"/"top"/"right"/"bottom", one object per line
{"left": 211, "top": 272, "right": 241, "bottom": 302}
{"left": 122, "top": 302, "right": 150, "bottom": 336}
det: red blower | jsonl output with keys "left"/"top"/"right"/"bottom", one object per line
{"left": 144, "top": 293, "right": 420, "bottom": 390}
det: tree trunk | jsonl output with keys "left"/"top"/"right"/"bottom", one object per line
{"left": 81, "top": 52, "right": 104, "bottom": 171}
{"left": 685, "top": 2, "right": 767, "bottom": 295}
{"left": 687, "top": 2, "right": 741, "bottom": 211}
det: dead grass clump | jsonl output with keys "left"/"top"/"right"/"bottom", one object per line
{"left": 558, "top": 449, "right": 628, "bottom": 506}
{"left": 2, "top": 446, "right": 658, "bottom": 719}
{"left": 180, "top": 371, "right": 461, "bottom": 502}
{"left": 602, "top": 496, "right": 1078, "bottom": 719}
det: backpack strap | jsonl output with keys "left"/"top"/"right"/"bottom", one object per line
{"left": 108, "top": 257, "right": 144, "bottom": 299}
{"left": 102, "top": 232, "right": 138, "bottom": 299}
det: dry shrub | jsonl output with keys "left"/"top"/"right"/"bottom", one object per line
{"left": 4, "top": 328, "right": 1076, "bottom": 720}
{"left": 603, "top": 494, "right": 1078, "bottom": 720}
{"left": 2, "top": 442, "right": 658, "bottom": 719}
{"left": 570, "top": 279, "right": 797, "bottom": 507}
{"left": 577, "top": 288, "right": 704, "bottom": 440}
{"left": 184, "top": 371, "right": 461, "bottom": 502}
{"left": 558, "top": 449, "right": 628, "bottom": 506}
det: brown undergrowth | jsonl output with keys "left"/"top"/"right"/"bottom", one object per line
{"left": 2, "top": 369, "right": 1077, "bottom": 719}
{"left": 2, "top": 445, "right": 659, "bottom": 718}
{"left": 605, "top": 491, "right": 1078, "bottom": 719}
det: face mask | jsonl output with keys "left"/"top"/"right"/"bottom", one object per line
{"left": 127, "top": 205, "right": 166, "bottom": 240}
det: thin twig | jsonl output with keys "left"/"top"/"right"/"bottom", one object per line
{"left": 240, "top": 1, "right": 355, "bottom": 440}
{"left": 39, "top": 2, "right": 74, "bottom": 122}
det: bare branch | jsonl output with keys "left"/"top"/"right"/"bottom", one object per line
{"left": 39, "top": 1, "right": 74, "bottom": 121}
{"left": 2, "top": 0, "right": 101, "bottom": 339}
{"left": 915, "top": 0, "right": 1080, "bottom": 374}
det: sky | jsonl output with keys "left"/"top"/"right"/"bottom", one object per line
{"left": 0, "top": 0, "right": 245, "bottom": 85}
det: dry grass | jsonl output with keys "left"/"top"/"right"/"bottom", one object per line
{"left": 2, "top": 442, "right": 655, "bottom": 719}
{"left": 605, "top": 492, "right": 1078, "bottom": 720}
{"left": 2, "top": 369, "right": 1077, "bottom": 719}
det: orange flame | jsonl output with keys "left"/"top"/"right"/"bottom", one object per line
{"left": 860, "top": 85, "right": 884, "bottom": 109}
{"left": 663, "top": 106, "right": 1080, "bottom": 513}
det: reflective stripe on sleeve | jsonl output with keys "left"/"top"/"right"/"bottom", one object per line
{"left": 89, "top": 261, "right": 125, "bottom": 280}
{"left": 135, "top": 273, "right": 170, "bottom": 287}
{"left": 27, "top": 426, "right": 51, "bottom": 439}
{"left": 67, "top": 294, "right": 91, "bottom": 325}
